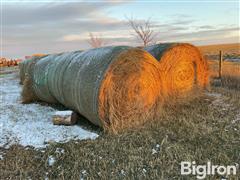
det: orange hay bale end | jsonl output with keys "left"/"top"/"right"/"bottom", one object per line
{"left": 145, "top": 43, "right": 209, "bottom": 98}
{"left": 98, "top": 48, "right": 163, "bottom": 133}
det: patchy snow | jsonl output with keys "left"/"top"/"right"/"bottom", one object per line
{"left": 81, "top": 170, "right": 87, "bottom": 175}
{"left": 120, "top": 169, "right": 126, "bottom": 176}
{"left": 0, "top": 72, "right": 98, "bottom": 149}
{"left": 55, "top": 147, "right": 65, "bottom": 154}
{"left": 152, "top": 149, "right": 157, "bottom": 155}
{"left": 0, "top": 150, "right": 5, "bottom": 160}
{"left": 207, "top": 91, "right": 239, "bottom": 132}
{"left": 206, "top": 92, "right": 231, "bottom": 109}
{"left": 206, "top": 92, "right": 222, "bottom": 98}
{"left": 48, "top": 155, "right": 56, "bottom": 166}
{"left": 142, "top": 168, "right": 147, "bottom": 174}
{"left": 151, "top": 144, "right": 160, "bottom": 155}
{"left": 54, "top": 110, "right": 72, "bottom": 116}
{"left": 80, "top": 169, "right": 88, "bottom": 179}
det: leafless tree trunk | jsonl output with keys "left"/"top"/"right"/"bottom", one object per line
{"left": 127, "top": 17, "right": 157, "bottom": 47}
{"left": 88, "top": 33, "right": 105, "bottom": 48}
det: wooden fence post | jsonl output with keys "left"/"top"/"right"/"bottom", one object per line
{"left": 219, "top": 50, "right": 223, "bottom": 79}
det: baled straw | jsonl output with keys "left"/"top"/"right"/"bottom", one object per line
{"left": 145, "top": 43, "right": 209, "bottom": 98}
{"left": 22, "top": 46, "right": 163, "bottom": 133}
{"left": 98, "top": 48, "right": 163, "bottom": 133}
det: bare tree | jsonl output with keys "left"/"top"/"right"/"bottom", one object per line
{"left": 127, "top": 17, "right": 157, "bottom": 47}
{"left": 88, "top": 33, "right": 105, "bottom": 48}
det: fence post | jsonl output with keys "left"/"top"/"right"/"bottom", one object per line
{"left": 219, "top": 50, "right": 223, "bottom": 79}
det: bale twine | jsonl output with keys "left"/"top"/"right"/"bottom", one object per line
{"left": 144, "top": 43, "right": 209, "bottom": 98}
{"left": 23, "top": 46, "right": 163, "bottom": 133}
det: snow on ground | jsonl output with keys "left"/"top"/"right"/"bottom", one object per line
{"left": 47, "top": 155, "right": 56, "bottom": 166}
{"left": 0, "top": 71, "right": 98, "bottom": 149}
{"left": 54, "top": 110, "right": 72, "bottom": 116}
{"left": 206, "top": 92, "right": 231, "bottom": 109}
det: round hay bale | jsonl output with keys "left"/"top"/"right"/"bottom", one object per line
{"left": 24, "top": 46, "right": 163, "bottom": 133}
{"left": 21, "top": 74, "right": 39, "bottom": 103}
{"left": 19, "top": 55, "right": 48, "bottom": 84}
{"left": 98, "top": 48, "right": 163, "bottom": 133}
{"left": 144, "top": 43, "right": 209, "bottom": 98}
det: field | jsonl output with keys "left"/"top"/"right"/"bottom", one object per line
{"left": 198, "top": 43, "right": 240, "bottom": 54}
{"left": 0, "top": 43, "right": 239, "bottom": 179}
{"left": 200, "top": 43, "right": 240, "bottom": 90}
{"left": 199, "top": 43, "right": 240, "bottom": 62}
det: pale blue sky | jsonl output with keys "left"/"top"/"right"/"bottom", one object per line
{"left": 1, "top": 0, "right": 239, "bottom": 58}
{"left": 108, "top": 2, "right": 238, "bottom": 26}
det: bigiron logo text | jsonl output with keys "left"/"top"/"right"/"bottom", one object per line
{"left": 181, "top": 161, "right": 238, "bottom": 179}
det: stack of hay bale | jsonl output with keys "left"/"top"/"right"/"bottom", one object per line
{"left": 19, "top": 43, "right": 208, "bottom": 133}
{"left": 144, "top": 43, "right": 209, "bottom": 98}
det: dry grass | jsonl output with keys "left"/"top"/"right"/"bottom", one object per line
{"left": 208, "top": 60, "right": 240, "bottom": 90}
{"left": 198, "top": 43, "right": 240, "bottom": 63}
{"left": 198, "top": 43, "right": 240, "bottom": 54}
{"left": 221, "top": 75, "right": 240, "bottom": 90}
{"left": 0, "top": 88, "right": 239, "bottom": 179}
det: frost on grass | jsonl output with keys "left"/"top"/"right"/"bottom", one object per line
{"left": 152, "top": 144, "right": 160, "bottom": 155}
{"left": 48, "top": 155, "right": 56, "bottom": 166}
{"left": 151, "top": 149, "right": 157, "bottom": 155}
{"left": 55, "top": 147, "right": 65, "bottom": 154}
{"left": 206, "top": 92, "right": 230, "bottom": 109}
{"left": 0, "top": 72, "right": 98, "bottom": 149}
{"left": 0, "top": 154, "right": 4, "bottom": 160}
